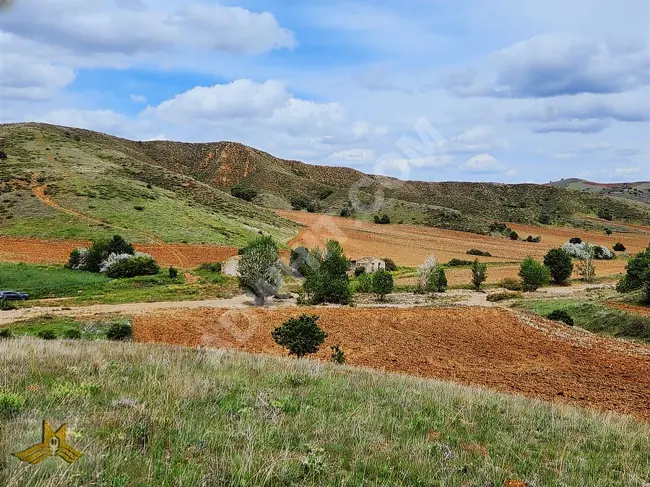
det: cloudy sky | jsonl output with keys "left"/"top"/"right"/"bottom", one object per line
{"left": 1, "top": 0, "right": 649, "bottom": 183}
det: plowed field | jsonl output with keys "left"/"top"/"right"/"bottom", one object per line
{"left": 0, "top": 237, "right": 238, "bottom": 268}
{"left": 134, "top": 307, "right": 650, "bottom": 421}
{"left": 276, "top": 210, "right": 650, "bottom": 270}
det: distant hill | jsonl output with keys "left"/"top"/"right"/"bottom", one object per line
{"left": 550, "top": 178, "right": 650, "bottom": 205}
{"left": 1, "top": 123, "right": 649, "bottom": 245}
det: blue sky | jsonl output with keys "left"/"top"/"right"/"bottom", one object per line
{"left": 0, "top": 0, "right": 648, "bottom": 183}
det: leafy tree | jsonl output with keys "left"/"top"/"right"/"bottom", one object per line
{"left": 105, "top": 255, "right": 159, "bottom": 278}
{"left": 303, "top": 240, "right": 352, "bottom": 304}
{"left": 577, "top": 243, "right": 597, "bottom": 283}
{"left": 354, "top": 266, "right": 366, "bottom": 277}
{"left": 539, "top": 212, "right": 551, "bottom": 225}
{"left": 291, "top": 195, "right": 311, "bottom": 210}
{"left": 231, "top": 183, "right": 258, "bottom": 202}
{"left": 383, "top": 257, "right": 398, "bottom": 272}
{"left": 597, "top": 208, "right": 613, "bottom": 221}
{"left": 107, "top": 235, "right": 135, "bottom": 256}
{"left": 272, "top": 314, "right": 327, "bottom": 358}
{"left": 543, "top": 248, "right": 574, "bottom": 285}
{"left": 519, "top": 256, "right": 551, "bottom": 292}
{"left": 237, "top": 236, "right": 283, "bottom": 305}
{"left": 356, "top": 273, "right": 373, "bottom": 292}
{"left": 620, "top": 245, "right": 650, "bottom": 303}
{"left": 372, "top": 269, "right": 394, "bottom": 301}
{"left": 605, "top": 228, "right": 613, "bottom": 236}
{"left": 509, "top": 231, "right": 519, "bottom": 241}
{"left": 433, "top": 267, "right": 448, "bottom": 292}
{"left": 471, "top": 260, "right": 488, "bottom": 291}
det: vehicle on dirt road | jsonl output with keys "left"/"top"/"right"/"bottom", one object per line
{"left": 0, "top": 291, "right": 29, "bottom": 301}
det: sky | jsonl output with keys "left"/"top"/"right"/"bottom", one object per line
{"left": 0, "top": 0, "right": 649, "bottom": 183}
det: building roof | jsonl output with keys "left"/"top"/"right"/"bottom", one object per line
{"left": 356, "top": 256, "right": 384, "bottom": 264}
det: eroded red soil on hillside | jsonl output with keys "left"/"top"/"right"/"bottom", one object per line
{"left": 134, "top": 307, "right": 650, "bottom": 421}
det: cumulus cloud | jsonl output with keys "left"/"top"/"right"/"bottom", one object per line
{"left": 0, "top": 52, "right": 76, "bottom": 101}
{"left": 447, "top": 34, "right": 650, "bottom": 98}
{"left": 460, "top": 154, "right": 512, "bottom": 174}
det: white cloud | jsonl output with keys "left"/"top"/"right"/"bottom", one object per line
{"left": 130, "top": 94, "right": 147, "bottom": 103}
{"left": 460, "top": 154, "right": 511, "bottom": 174}
{"left": 0, "top": 50, "right": 76, "bottom": 101}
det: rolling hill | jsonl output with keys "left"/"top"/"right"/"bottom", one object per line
{"left": 1, "top": 123, "right": 649, "bottom": 245}
{"left": 551, "top": 178, "right": 650, "bottom": 205}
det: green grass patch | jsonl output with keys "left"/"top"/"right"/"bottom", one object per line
{"left": 0, "top": 263, "right": 109, "bottom": 298}
{"left": 0, "top": 315, "right": 129, "bottom": 340}
{"left": 1, "top": 339, "right": 648, "bottom": 486}
{"left": 516, "top": 299, "right": 650, "bottom": 342}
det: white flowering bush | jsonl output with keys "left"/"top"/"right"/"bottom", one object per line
{"left": 100, "top": 252, "right": 157, "bottom": 276}
{"left": 562, "top": 242, "right": 613, "bottom": 261}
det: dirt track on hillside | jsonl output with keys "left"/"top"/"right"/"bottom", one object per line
{"left": 0, "top": 236, "right": 238, "bottom": 267}
{"left": 134, "top": 307, "right": 650, "bottom": 421}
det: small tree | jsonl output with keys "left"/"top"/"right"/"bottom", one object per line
{"left": 331, "top": 345, "right": 345, "bottom": 364}
{"left": 169, "top": 266, "right": 179, "bottom": 280}
{"left": 417, "top": 255, "right": 440, "bottom": 293}
{"left": 237, "top": 236, "right": 283, "bottom": 306}
{"left": 383, "top": 257, "right": 398, "bottom": 272}
{"left": 613, "top": 242, "right": 626, "bottom": 252}
{"left": 372, "top": 269, "right": 394, "bottom": 301}
{"left": 509, "top": 230, "right": 519, "bottom": 241}
{"left": 576, "top": 243, "right": 596, "bottom": 283}
{"left": 471, "top": 259, "right": 488, "bottom": 291}
{"left": 272, "top": 315, "right": 327, "bottom": 358}
{"left": 543, "top": 248, "right": 574, "bottom": 285}
{"left": 303, "top": 240, "right": 352, "bottom": 304}
{"left": 434, "top": 267, "right": 448, "bottom": 293}
{"left": 620, "top": 245, "right": 650, "bottom": 303}
{"left": 519, "top": 256, "right": 551, "bottom": 292}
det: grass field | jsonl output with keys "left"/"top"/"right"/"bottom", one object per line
{"left": 0, "top": 315, "right": 129, "bottom": 340}
{"left": 1, "top": 339, "right": 649, "bottom": 486}
{"left": 516, "top": 299, "right": 650, "bottom": 343}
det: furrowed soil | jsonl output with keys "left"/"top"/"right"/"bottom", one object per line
{"left": 134, "top": 307, "right": 650, "bottom": 421}
{"left": 0, "top": 236, "right": 238, "bottom": 267}
{"left": 276, "top": 210, "right": 650, "bottom": 272}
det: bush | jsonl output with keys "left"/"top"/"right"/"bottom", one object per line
{"left": 374, "top": 215, "right": 390, "bottom": 224}
{"left": 37, "top": 329, "right": 56, "bottom": 340}
{"left": 519, "top": 257, "right": 551, "bottom": 292}
{"left": 544, "top": 248, "right": 574, "bottom": 285}
{"left": 372, "top": 269, "right": 394, "bottom": 301}
{"left": 105, "top": 255, "right": 160, "bottom": 278}
{"left": 231, "top": 184, "right": 258, "bottom": 202}
{"left": 303, "top": 240, "right": 352, "bottom": 305}
{"left": 107, "top": 235, "right": 135, "bottom": 256}
{"left": 340, "top": 207, "right": 352, "bottom": 218}
{"left": 548, "top": 310, "right": 574, "bottom": 326}
{"left": 539, "top": 212, "right": 551, "bottom": 225}
{"left": 0, "top": 299, "right": 17, "bottom": 311}
{"left": 487, "top": 291, "right": 522, "bottom": 302}
{"left": 613, "top": 242, "right": 626, "bottom": 252}
{"left": 467, "top": 249, "right": 492, "bottom": 257}
{"left": 562, "top": 241, "right": 613, "bottom": 260}
{"left": 509, "top": 231, "right": 519, "bottom": 241}
{"left": 500, "top": 278, "right": 523, "bottom": 291}
{"left": 605, "top": 228, "right": 613, "bottom": 236}
{"left": 271, "top": 315, "right": 327, "bottom": 358}
{"left": 169, "top": 267, "right": 179, "bottom": 279}
{"left": 526, "top": 236, "right": 542, "bottom": 243}
{"left": 64, "top": 328, "right": 82, "bottom": 339}
{"left": 0, "top": 392, "right": 25, "bottom": 419}
{"left": 199, "top": 262, "right": 222, "bottom": 273}
{"left": 446, "top": 259, "right": 474, "bottom": 267}
{"left": 383, "top": 258, "right": 398, "bottom": 272}
{"left": 69, "top": 235, "right": 135, "bottom": 273}
{"left": 597, "top": 208, "right": 613, "bottom": 221}
{"left": 0, "top": 328, "right": 12, "bottom": 339}
{"left": 356, "top": 273, "right": 373, "bottom": 293}
{"left": 291, "top": 195, "right": 311, "bottom": 210}
{"left": 570, "top": 237, "right": 583, "bottom": 245}
{"left": 134, "top": 206, "right": 145, "bottom": 211}
{"left": 354, "top": 267, "right": 366, "bottom": 277}
{"left": 318, "top": 187, "right": 334, "bottom": 200}
{"left": 471, "top": 260, "right": 488, "bottom": 291}
{"left": 331, "top": 344, "right": 345, "bottom": 364}
{"left": 594, "top": 246, "right": 614, "bottom": 261}
{"left": 107, "top": 322, "right": 133, "bottom": 341}
{"left": 620, "top": 245, "right": 650, "bottom": 303}
{"left": 238, "top": 236, "right": 283, "bottom": 305}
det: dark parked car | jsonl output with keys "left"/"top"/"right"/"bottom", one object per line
{"left": 0, "top": 291, "right": 29, "bottom": 301}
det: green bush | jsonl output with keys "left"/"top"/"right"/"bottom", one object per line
{"left": 548, "top": 310, "right": 574, "bottom": 326}
{"left": 426, "top": 267, "right": 447, "bottom": 293}
{"left": 620, "top": 245, "right": 650, "bottom": 303}
{"left": 37, "top": 329, "right": 57, "bottom": 340}
{"left": 303, "top": 240, "right": 352, "bottom": 305}
{"left": 271, "top": 315, "right": 327, "bottom": 358}
{"left": 487, "top": 291, "right": 522, "bottom": 302}
{"left": 500, "top": 278, "right": 523, "bottom": 291}
{"left": 471, "top": 260, "right": 488, "bottom": 291}
{"left": 372, "top": 269, "right": 394, "bottom": 301}
{"left": 238, "top": 236, "right": 283, "bottom": 306}
{"left": 354, "top": 267, "right": 366, "bottom": 277}
{"left": 356, "top": 273, "right": 373, "bottom": 293}
{"left": 383, "top": 258, "right": 398, "bottom": 272}
{"left": 526, "top": 235, "right": 542, "bottom": 243}
{"left": 231, "top": 184, "right": 258, "bottom": 202}
{"left": 605, "top": 228, "right": 613, "bottom": 236}
{"left": 169, "top": 266, "right": 179, "bottom": 280}
{"left": 597, "top": 208, "right": 613, "bottom": 221}
{"left": 291, "top": 195, "right": 311, "bottom": 210}
{"left": 467, "top": 249, "right": 492, "bottom": 257}
{"left": 340, "top": 207, "right": 352, "bottom": 218}
{"left": 570, "top": 237, "right": 583, "bottom": 245}
{"left": 0, "top": 392, "right": 25, "bottom": 419}
{"left": 373, "top": 215, "right": 391, "bottom": 225}
{"left": 107, "top": 322, "right": 133, "bottom": 341}
{"left": 64, "top": 328, "right": 82, "bottom": 340}
{"left": 613, "top": 242, "right": 626, "bottom": 252}
{"left": 330, "top": 344, "right": 345, "bottom": 364}
{"left": 199, "top": 262, "right": 222, "bottom": 273}
{"left": 447, "top": 259, "right": 474, "bottom": 267}
{"left": 519, "top": 257, "right": 551, "bottom": 292}
{"left": 0, "top": 328, "right": 12, "bottom": 339}
{"left": 0, "top": 299, "right": 17, "bottom": 311}
{"left": 105, "top": 256, "right": 160, "bottom": 278}
{"left": 543, "top": 248, "right": 574, "bottom": 285}
{"left": 509, "top": 231, "right": 519, "bottom": 241}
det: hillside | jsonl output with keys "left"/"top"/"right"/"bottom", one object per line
{"left": 2, "top": 338, "right": 648, "bottom": 486}
{"left": 551, "top": 178, "right": 650, "bottom": 205}
{"left": 1, "top": 123, "right": 649, "bottom": 244}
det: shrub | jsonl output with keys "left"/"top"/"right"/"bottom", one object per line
{"left": 383, "top": 258, "right": 398, "bottom": 272}
{"left": 69, "top": 235, "right": 135, "bottom": 273}
{"left": 372, "top": 269, "right": 394, "bottom": 301}
{"left": 526, "top": 235, "right": 542, "bottom": 243}
{"left": 467, "top": 249, "right": 492, "bottom": 257}
{"left": 597, "top": 208, "right": 613, "bottom": 221}
{"left": 37, "top": 329, "right": 57, "bottom": 340}
{"left": 433, "top": 267, "right": 448, "bottom": 292}
{"left": 199, "top": 262, "right": 222, "bottom": 273}
{"left": 519, "top": 257, "right": 551, "bottom": 292}
{"left": 613, "top": 242, "right": 626, "bottom": 252}
{"left": 605, "top": 228, "right": 613, "bottom": 236}
{"left": 539, "top": 212, "right": 551, "bottom": 225}
{"left": 487, "top": 291, "right": 522, "bottom": 302}
{"left": 354, "top": 266, "right": 366, "bottom": 277}
{"left": 291, "top": 195, "right": 311, "bottom": 210}
{"left": 356, "top": 273, "right": 373, "bottom": 293}
{"left": 271, "top": 315, "right": 327, "bottom": 358}
{"left": 331, "top": 344, "right": 345, "bottom": 364}
{"left": 107, "top": 322, "right": 133, "bottom": 341}
{"left": 594, "top": 246, "right": 614, "bottom": 261}
{"left": 319, "top": 187, "right": 334, "bottom": 200}
{"left": 500, "top": 278, "right": 523, "bottom": 291}
{"left": 0, "top": 299, "right": 17, "bottom": 311}
{"left": 169, "top": 266, "right": 179, "bottom": 279}
{"left": 105, "top": 255, "right": 160, "bottom": 278}
{"left": 562, "top": 241, "right": 613, "bottom": 260}
{"left": 231, "top": 184, "right": 258, "bottom": 202}
{"left": 64, "top": 328, "right": 82, "bottom": 340}
{"left": 237, "top": 236, "right": 283, "bottom": 305}
{"left": 340, "top": 207, "right": 352, "bottom": 218}
{"left": 544, "top": 248, "right": 574, "bottom": 285}
{"left": 471, "top": 260, "right": 488, "bottom": 291}
{"left": 570, "top": 237, "right": 583, "bottom": 245}
{"left": 620, "top": 245, "right": 650, "bottom": 303}
{"left": 107, "top": 235, "right": 135, "bottom": 256}
{"left": 0, "top": 392, "right": 25, "bottom": 419}
{"left": 509, "top": 231, "right": 519, "bottom": 241}
{"left": 134, "top": 206, "right": 145, "bottom": 211}
{"left": 548, "top": 310, "right": 574, "bottom": 326}
{"left": 0, "top": 328, "right": 12, "bottom": 339}
{"left": 303, "top": 240, "right": 352, "bottom": 305}
{"left": 374, "top": 215, "right": 390, "bottom": 225}
{"left": 446, "top": 259, "right": 474, "bottom": 267}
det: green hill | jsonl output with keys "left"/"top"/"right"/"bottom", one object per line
{"left": 1, "top": 123, "right": 648, "bottom": 244}
{"left": 551, "top": 178, "right": 650, "bottom": 205}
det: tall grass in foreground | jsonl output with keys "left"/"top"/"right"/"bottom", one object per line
{"left": 1, "top": 338, "right": 648, "bottom": 486}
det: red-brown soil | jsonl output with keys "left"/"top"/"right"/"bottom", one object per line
{"left": 134, "top": 307, "right": 650, "bottom": 421}
{"left": 607, "top": 302, "right": 650, "bottom": 317}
